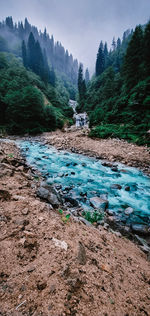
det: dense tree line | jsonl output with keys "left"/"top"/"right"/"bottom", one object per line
{"left": 22, "top": 32, "right": 55, "bottom": 85}
{"left": 0, "top": 16, "right": 78, "bottom": 87}
{"left": 0, "top": 52, "right": 74, "bottom": 134}
{"left": 80, "top": 22, "right": 150, "bottom": 146}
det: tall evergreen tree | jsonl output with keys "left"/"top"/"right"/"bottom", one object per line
{"left": 144, "top": 21, "right": 150, "bottom": 77}
{"left": 95, "top": 42, "right": 105, "bottom": 76}
{"left": 22, "top": 40, "right": 27, "bottom": 68}
{"left": 27, "top": 32, "right": 36, "bottom": 72}
{"left": 112, "top": 37, "right": 116, "bottom": 50}
{"left": 85, "top": 68, "right": 90, "bottom": 84}
{"left": 117, "top": 38, "right": 121, "bottom": 49}
{"left": 78, "top": 64, "right": 86, "bottom": 111}
{"left": 123, "top": 25, "right": 143, "bottom": 90}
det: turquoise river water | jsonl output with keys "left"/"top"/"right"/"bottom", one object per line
{"left": 18, "top": 140, "right": 150, "bottom": 226}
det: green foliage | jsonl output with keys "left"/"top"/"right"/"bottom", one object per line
{"left": 82, "top": 210, "right": 104, "bottom": 224}
{"left": 58, "top": 209, "right": 71, "bottom": 223}
{"left": 0, "top": 52, "right": 73, "bottom": 134}
{"left": 89, "top": 124, "right": 150, "bottom": 146}
{"left": 85, "top": 23, "right": 150, "bottom": 146}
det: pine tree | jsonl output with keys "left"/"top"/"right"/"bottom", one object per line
{"left": 27, "top": 32, "right": 36, "bottom": 72}
{"left": 22, "top": 40, "right": 27, "bottom": 68}
{"left": 85, "top": 68, "right": 90, "bottom": 84}
{"left": 34, "top": 40, "right": 45, "bottom": 78}
{"left": 78, "top": 64, "right": 86, "bottom": 111}
{"left": 95, "top": 43, "right": 105, "bottom": 76}
{"left": 49, "top": 66, "right": 56, "bottom": 87}
{"left": 117, "top": 38, "right": 121, "bottom": 49}
{"left": 123, "top": 25, "right": 143, "bottom": 90}
{"left": 144, "top": 21, "right": 150, "bottom": 76}
{"left": 112, "top": 37, "right": 116, "bottom": 50}
{"left": 5, "top": 17, "right": 13, "bottom": 30}
{"left": 24, "top": 18, "right": 31, "bottom": 34}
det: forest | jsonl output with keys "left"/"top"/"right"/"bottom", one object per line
{"left": 0, "top": 16, "right": 150, "bottom": 146}
{"left": 78, "top": 23, "right": 150, "bottom": 146}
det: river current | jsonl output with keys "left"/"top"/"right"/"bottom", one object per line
{"left": 18, "top": 140, "right": 150, "bottom": 226}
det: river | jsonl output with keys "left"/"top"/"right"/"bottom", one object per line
{"left": 18, "top": 140, "right": 150, "bottom": 228}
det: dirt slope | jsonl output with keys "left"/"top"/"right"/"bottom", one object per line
{"left": 0, "top": 140, "right": 150, "bottom": 316}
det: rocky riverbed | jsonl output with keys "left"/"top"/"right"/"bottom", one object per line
{"left": 42, "top": 129, "right": 150, "bottom": 176}
{"left": 0, "top": 137, "right": 150, "bottom": 316}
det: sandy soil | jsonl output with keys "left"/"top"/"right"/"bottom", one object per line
{"left": 42, "top": 129, "right": 150, "bottom": 175}
{"left": 0, "top": 139, "right": 150, "bottom": 316}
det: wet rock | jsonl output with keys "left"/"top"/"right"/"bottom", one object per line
{"left": 63, "top": 196, "right": 79, "bottom": 207}
{"left": 124, "top": 207, "right": 134, "bottom": 215}
{"left": 82, "top": 163, "right": 86, "bottom": 167}
{"left": 111, "top": 184, "right": 122, "bottom": 190}
{"left": 90, "top": 197, "right": 108, "bottom": 211}
{"left": 106, "top": 209, "right": 114, "bottom": 216}
{"left": 111, "top": 166, "right": 118, "bottom": 172}
{"left": 77, "top": 241, "right": 87, "bottom": 265}
{"left": 131, "top": 224, "right": 150, "bottom": 235}
{"left": 125, "top": 186, "right": 130, "bottom": 191}
{"left": 71, "top": 171, "right": 75, "bottom": 175}
{"left": 0, "top": 190, "right": 11, "bottom": 201}
{"left": 102, "top": 162, "right": 113, "bottom": 168}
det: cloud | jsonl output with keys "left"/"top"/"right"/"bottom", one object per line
{"left": 0, "top": 0, "right": 150, "bottom": 73}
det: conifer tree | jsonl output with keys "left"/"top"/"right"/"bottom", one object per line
{"left": 85, "top": 68, "right": 90, "bottom": 84}
{"left": 22, "top": 40, "right": 27, "bottom": 68}
{"left": 95, "top": 42, "right": 105, "bottom": 76}
{"left": 144, "top": 21, "right": 150, "bottom": 76}
{"left": 27, "top": 32, "right": 36, "bottom": 72}
{"left": 78, "top": 64, "right": 86, "bottom": 111}
{"left": 123, "top": 25, "right": 143, "bottom": 90}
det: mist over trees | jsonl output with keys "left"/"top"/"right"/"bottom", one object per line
{"left": 0, "top": 16, "right": 79, "bottom": 86}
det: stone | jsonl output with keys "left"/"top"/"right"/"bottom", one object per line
{"left": 102, "top": 162, "right": 113, "bottom": 168}
{"left": 106, "top": 209, "right": 114, "bottom": 216}
{"left": 63, "top": 196, "right": 79, "bottom": 207}
{"left": 37, "top": 281, "right": 47, "bottom": 291}
{"left": 21, "top": 208, "right": 29, "bottom": 215}
{"left": 77, "top": 241, "right": 87, "bottom": 265}
{"left": 124, "top": 207, "right": 134, "bottom": 215}
{"left": 52, "top": 238, "right": 68, "bottom": 251}
{"left": 13, "top": 195, "right": 26, "bottom": 201}
{"left": 37, "top": 185, "right": 61, "bottom": 207}
{"left": 131, "top": 224, "right": 150, "bottom": 235}
{"left": 111, "top": 167, "right": 118, "bottom": 172}
{"left": 125, "top": 186, "right": 130, "bottom": 191}
{"left": 78, "top": 217, "right": 92, "bottom": 226}
{"left": 111, "top": 184, "right": 122, "bottom": 190}
{"left": 90, "top": 197, "right": 108, "bottom": 211}
{"left": 0, "top": 190, "right": 11, "bottom": 201}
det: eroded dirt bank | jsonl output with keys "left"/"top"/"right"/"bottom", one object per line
{"left": 0, "top": 139, "right": 150, "bottom": 316}
{"left": 42, "top": 130, "right": 150, "bottom": 175}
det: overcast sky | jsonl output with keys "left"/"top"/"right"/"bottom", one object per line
{"left": 0, "top": 0, "right": 150, "bottom": 72}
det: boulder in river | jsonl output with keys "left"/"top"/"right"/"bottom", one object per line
{"left": 111, "top": 184, "right": 122, "bottom": 190}
{"left": 131, "top": 224, "right": 150, "bottom": 235}
{"left": 124, "top": 207, "right": 134, "bottom": 215}
{"left": 90, "top": 197, "right": 108, "bottom": 211}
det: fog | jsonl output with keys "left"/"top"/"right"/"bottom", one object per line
{"left": 0, "top": 0, "right": 150, "bottom": 72}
